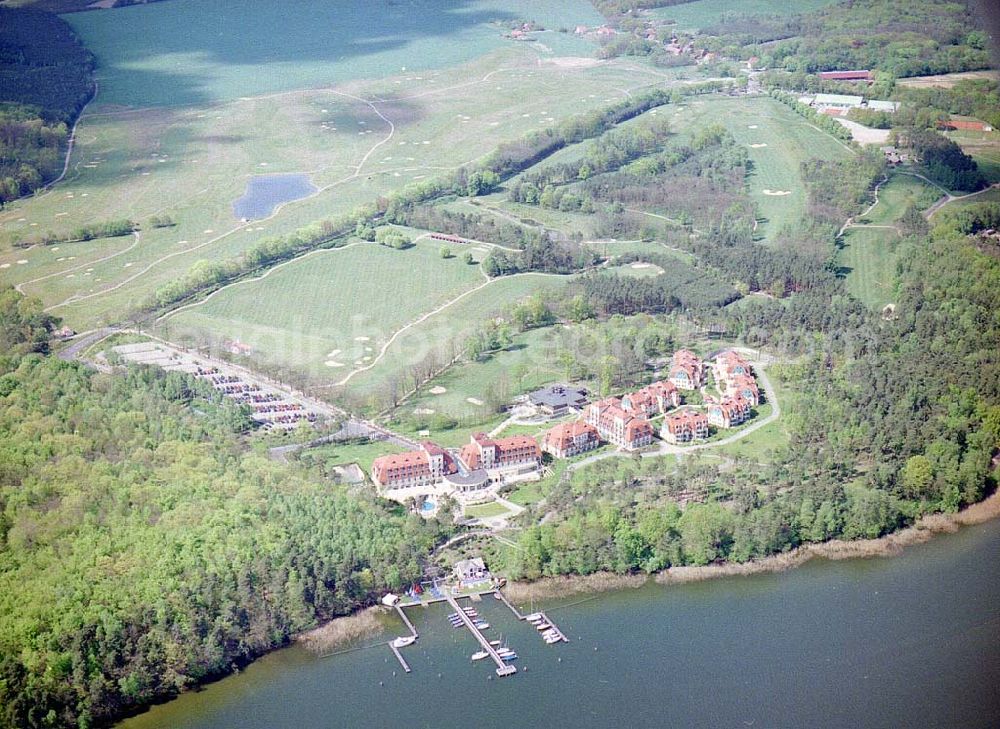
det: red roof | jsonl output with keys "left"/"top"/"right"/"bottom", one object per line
{"left": 543, "top": 420, "right": 598, "bottom": 450}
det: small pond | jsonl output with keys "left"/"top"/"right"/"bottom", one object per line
{"left": 232, "top": 173, "right": 317, "bottom": 220}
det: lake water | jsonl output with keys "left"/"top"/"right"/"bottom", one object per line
{"left": 120, "top": 521, "right": 1000, "bottom": 729}
{"left": 232, "top": 174, "right": 317, "bottom": 220}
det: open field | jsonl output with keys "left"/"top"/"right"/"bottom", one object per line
{"left": 0, "top": 50, "right": 672, "bottom": 329}
{"left": 943, "top": 129, "right": 1000, "bottom": 185}
{"left": 663, "top": 95, "right": 852, "bottom": 243}
{"left": 158, "top": 239, "right": 484, "bottom": 376}
{"left": 67, "top": 0, "right": 603, "bottom": 107}
{"left": 896, "top": 70, "right": 998, "bottom": 89}
{"left": 652, "top": 0, "right": 838, "bottom": 31}
{"left": 401, "top": 326, "right": 565, "bottom": 420}
{"left": 342, "top": 273, "right": 572, "bottom": 400}
{"left": 838, "top": 227, "right": 899, "bottom": 310}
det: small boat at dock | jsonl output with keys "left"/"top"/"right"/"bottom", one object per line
{"left": 525, "top": 613, "right": 542, "bottom": 621}
{"left": 471, "top": 650, "right": 489, "bottom": 661}
{"left": 392, "top": 636, "right": 416, "bottom": 648}
{"left": 536, "top": 623, "right": 551, "bottom": 631}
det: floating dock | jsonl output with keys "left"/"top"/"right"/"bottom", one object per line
{"left": 394, "top": 604, "right": 417, "bottom": 638}
{"left": 445, "top": 594, "right": 517, "bottom": 677}
{"left": 494, "top": 590, "right": 568, "bottom": 643}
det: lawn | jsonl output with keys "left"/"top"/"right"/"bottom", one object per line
{"left": 838, "top": 227, "right": 900, "bottom": 310}
{"left": 400, "top": 326, "right": 566, "bottom": 420}
{"left": 158, "top": 239, "right": 484, "bottom": 376}
{"left": 343, "top": 273, "right": 572, "bottom": 400}
{"left": 664, "top": 96, "right": 852, "bottom": 244}
{"left": 943, "top": 130, "right": 1000, "bottom": 185}
{"left": 464, "top": 501, "right": 512, "bottom": 519}
{"left": 652, "top": 0, "right": 838, "bottom": 31}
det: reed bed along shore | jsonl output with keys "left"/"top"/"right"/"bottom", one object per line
{"left": 298, "top": 606, "right": 386, "bottom": 655}
{"left": 505, "top": 489, "right": 1000, "bottom": 599}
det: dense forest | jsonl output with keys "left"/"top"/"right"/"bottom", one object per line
{"left": 701, "top": 0, "right": 991, "bottom": 77}
{"left": 0, "top": 7, "right": 94, "bottom": 206}
{"left": 0, "top": 288, "right": 449, "bottom": 728}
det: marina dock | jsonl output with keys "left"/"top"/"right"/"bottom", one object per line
{"left": 445, "top": 594, "right": 517, "bottom": 677}
{"left": 494, "top": 590, "right": 568, "bottom": 644}
{"left": 395, "top": 604, "right": 418, "bottom": 638}
{"left": 388, "top": 641, "right": 411, "bottom": 673}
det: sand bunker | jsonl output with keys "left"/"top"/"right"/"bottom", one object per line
{"left": 429, "top": 386, "right": 447, "bottom": 395}
{"left": 631, "top": 262, "right": 652, "bottom": 269}
{"left": 354, "top": 336, "right": 371, "bottom": 342}
{"left": 16, "top": 260, "right": 27, "bottom": 265}
{"left": 324, "top": 360, "right": 345, "bottom": 368}
{"left": 413, "top": 408, "right": 436, "bottom": 415}
{"left": 748, "top": 125, "right": 758, "bottom": 129}
{"left": 762, "top": 189, "right": 792, "bottom": 196}
{"left": 0, "top": 263, "right": 9, "bottom": 269}
{"left": 750, "top": 143, "right": 768, "bottom": 148}
{"left": 466, "top": 397, "right": 484, "bottom": 406}
{"left": 327, "top": 349, "right": 341, "bottom": 358}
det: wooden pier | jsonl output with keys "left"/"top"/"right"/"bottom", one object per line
{"left": 388, "top": 641, "right": 411, "bottom": 673}
{"left": 536, "top": 611, "right": 568, "bottom": 643}
{"left": 445, "top": 594, "right": 517, "bottom": 677}
{"left": 394, "top": 604, "right": 418, "bottom": 638}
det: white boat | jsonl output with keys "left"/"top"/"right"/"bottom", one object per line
{"left": 525, "top": 613, "right": 542, "bottom": 621}
{"left": 471, "top": 650, "right": 489, "bottom": 661}
{"left": 392, "top": 636, "right": 416, "bottom": 648}
{"left": 536, "top": 623, "right": 551, "bottom": 631}
{"left": 474, "top": 621, "right": 490, "bottom": 630}
{"left": 489, "top": 639, "right": 501, "bottom": 646}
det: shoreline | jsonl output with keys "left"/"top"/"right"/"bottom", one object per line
{"left": 297, "top": 488, "right": 1000, "bottom": 651}
{"left": 506, "top": 487, "right": 1000, "bottom": 602}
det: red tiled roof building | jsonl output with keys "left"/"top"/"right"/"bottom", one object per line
{"left": 622, "top": 380, "right": 681, "bottom": 417}
{"left": 707, "top": 396, "right": 750, "bottom": 429}
{"left": 541, "top": 420, "right": 600, "bottom": 459}
{"left": 372, "top": 441, "right": 458, "bottom": 490}
{"left": 661, "top": 410, "right": 709, "bottom": 444}
{"left": 669, "top": 349, "right": 704, "bottom": 390}
{"left": 586, "top": 397, "right": 654, "bottom": 451}
{"left": 459, "top": 433, "right": 541, "bottom": 472}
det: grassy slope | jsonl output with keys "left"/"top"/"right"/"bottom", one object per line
{"left": 0, "top": 54, "right": 657, "bottom": 328}
{"left": 839, "top": 173, "right": 938, "bottom": 310}
{"left": 159, "top": 240, "right": 484, "bottom": 375}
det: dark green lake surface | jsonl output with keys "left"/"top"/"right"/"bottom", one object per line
{"left": 121, "top": 521, "right": 1000, "bottom": 729}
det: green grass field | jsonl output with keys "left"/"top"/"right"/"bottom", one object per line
{"left": 158, "top": 239, "right": 484, "bottom": 375}
{"left": 401, "top": 326, "right": 566, "bottom": 420}
{"left": 0, "top": 51, "right": 665, "bottom": 329}
{"left": 343, "top": 273, "right": 572, "bottom": 400}
{"left": 464, "top": 501, "right": 512, "bottom": 519}
{"left": 838, "top": 227, "right": 899, "bottom": 310}
{"left": 944, "top": 130, "right": 1000, "bottom": 185}
{"left": 652, "top": 0, "right": 838, "bottom": 31}
{"left": 664, "top": 96, "right": 852, "bottom": 243}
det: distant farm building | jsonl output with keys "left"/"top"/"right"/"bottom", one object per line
{"left": 866, "top": 99, "right": 900, "bottom": 113}
{"left": 528, "top": 384, "right": 589, "bottom": 415}
{"left": 818, "top": 70, "right": 873, "bottom": 82}
{"left": 813, "top": 93, "right": 864, "bottom": 110}
{"left": 541, "top": 420, "right": 600, "bottom": 459}
{"left": 939, "top": 118, "right": 994, "bottom": 132}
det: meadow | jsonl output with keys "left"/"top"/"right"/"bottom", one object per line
{"left": 652, "top": 0, "right": 838, "bottom": 31}
{"left": 0, "top": 50, "right": 663, "bottom": 329}
{"left": 659, "top": 95, "right": 852, "bottom": 243}
{"left": 158, "top": 239, "right": 485, "bottom": 376}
